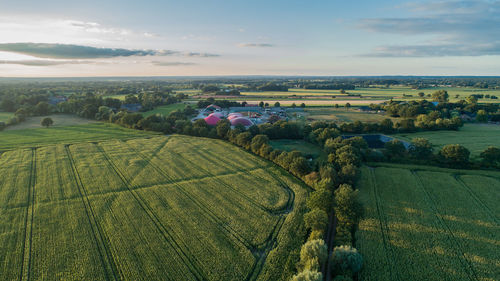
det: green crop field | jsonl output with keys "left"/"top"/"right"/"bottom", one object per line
{"left": 0, "top": 123, "right": 158, "bottom": 152}
{"left": 0, "top": 135, "right": 308, "bottom": 281}
{"left": 393, "top": 124, "right": 500, "bottom": 159}
{"left": 356, "top": 163, "right": 500, "bottom": 281}
{"left": 237, "top": 86, "right": 500, "bottom": 103}
{"left": 142, "top": 103, "right": 188, "bottom": 117}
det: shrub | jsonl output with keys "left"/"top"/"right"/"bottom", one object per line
{"left": 409, "top": 138, "right": 433, "bottom": 159}
{"left": 439, "top": 144, "right": 470, "bottom": 167}
{"left": 290, "top": 270, "right": 323, "bottom": 281}
{"left": 331, "top": 245, "right": 363, "bottom": 275}
{"left": 304, "top": 209, "right": 329, "bottom": 232}
{"left": 308, "top": 230, "right": 324, "bottom": 241}
{"left": 300, "top": 239, "right": 328, "bottom": 266}
{"left": 306, "top": 188, "right": 333, "bottom": 213}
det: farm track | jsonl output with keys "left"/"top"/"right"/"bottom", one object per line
{"left": 95, "top": 145, "right": 206, "bottom": 281}
{"left": 453, "top": 174, "right": 499, "bottom": 225}
{"left": 64, "top": 146, "right": 120, "bottom": 281}
{"left": 368, "top": 167, "right": 401, "bottom": 281}
{"left": 411, "top": 171, "right": 479, "bottom": 281}
{"left": 19, "top": 149, "right": 35, "bottom": 281}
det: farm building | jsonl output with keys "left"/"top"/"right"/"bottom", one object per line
{"left": 204, "top": 114, "right": 221, "bottom": 126}
{"left": 230, "top": 117, "right": 253, "bottom": 127}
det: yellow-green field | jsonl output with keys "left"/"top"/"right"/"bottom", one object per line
{"left": 357, "top": 163, "right": 500, "bottom": 281}
{"left": 0, "top": 123, "right": 158, "bottom": 152}
{"left": 0, "top": 135, "right": 308, "bottom": 281}
{"left": 394, "top": 124, "right": 500, "bottom": 159}
{"left": 301, "top": 107, "right": 398, "bottom": 123}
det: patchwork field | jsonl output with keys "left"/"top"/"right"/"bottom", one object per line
{"left": 356, "top": 163, "right": 500, "bottom": 281}
{"left": 302, "top": 107, "right": 397, "bottom": 123}
{"left": 4, "top": 114, "right": 96, "bottom": 131}
{"left": 0, "top": 135, "right": 308, "bottom": 281}
{"left": 0, "top": 123, "right": 159, "bottom": 152}
{"left": 394, "top": 124, "right": 500, "bottom": 159}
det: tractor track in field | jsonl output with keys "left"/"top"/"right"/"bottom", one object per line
{"left": 123, "top": 137, "right": 297, "bottom": 280}
{"left": 412, "top": 170, "right": 479, "bottom": 281}
{"left": 368, "top": 167, "right": 401, "bottom": 281}
{"left": 453, "top": 174, "right": 499, "bottom": 225}
{"left": 167, "top": 145, "right": 279, "bottom": 215}
{"left": 125, "top": 141, "right": 291, "bottom": 280}
{"left": 177, "top": 139, "right": 298, "bottom": 281}
{"left": 95, "top": 145, "right": 206, "bottom": 281}
{"left": 123, "top": 142, "right": 254, "bottom": 249}
{"left": 178, "top": 139, "right": 293, "bottom": 214}
{"left": 65, "top": 145, "right": 121, "bottom": 281}
{"left": 19, "top": 148, "right": 35, "bottom": 281}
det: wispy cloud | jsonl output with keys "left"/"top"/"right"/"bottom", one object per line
{"left": 152, "top": 61, "right": 196, "bottom": 66}
{"left": 183, "top": 52, "right": 219, "bottom": 57}
{"left": 0, "top": 59, "right": 87, "bottom": 66}
{"left": 238, "top": 43, "right": 274, "bottom": 48}
{"left": 0, "top": 43, "right": 219, "bottom": 59}
{"left": 357, "top": 0, "right": 500, "bottom": 57}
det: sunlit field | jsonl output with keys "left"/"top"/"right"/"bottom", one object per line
{"left": 356, "top": 163, "right": 500, "bottom": 281}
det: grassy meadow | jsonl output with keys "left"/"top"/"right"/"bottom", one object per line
{"left": 393, "top": 124, "right": 500, "bottom": 159}
{"left": 0, "top": 123, "right": 158, "bottom": 152}
{"left": 142, "top": 103, "right": 188, "bottom": 117}
{"left": 0, "top": 135, "right": 308, "bottom": 281}
{"left": 356, "top": 163, "right": 500, "bottom": 281}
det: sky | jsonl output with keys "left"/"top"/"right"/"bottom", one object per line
{"left": 0, "top": 0, "right": 499, "bottom": 77}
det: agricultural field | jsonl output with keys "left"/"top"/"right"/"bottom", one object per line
{"left": 236, "top": 86, "right": 500, "bottom": 103}
{"left": 0, "top": 123, "right": 158, "bottom": 152}
{"left": 394, "top": 124, "right": 500, "bottom": 160}
{"left": 356, "top": 163, "right": 500, "bottom": 281}
{"left": 0, "top": 135, "right": 308, "bottom": 281}
{"left": 301, "top": 107, "right": 396, "bottom": 123}
{"left": 0, "top": 112, "right": 12, "bottom": 122}
{"left": 142, "top": 103, "right": 188, "bottom": 117}
{"left": 4, "top": 114, "right": 96, "bottom": 131}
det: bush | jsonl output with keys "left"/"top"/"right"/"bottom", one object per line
{"left": 331, "top": 245, "right": 363, "bottom": 275}
{"left": 300, "top": 239, "right": 328, "bottom": 267}
{"left": 439, "top": 144, "right": 470, "bottom": 167}
{"left": 480, "top": 146, "right": 500, "bottom": 167}
{"left": 333, "top": 275, "right": 353, "bottom": 281}
{"left": 308, "top": 230, "right": 324, "bottom": 241}
{"left": 384, "top": 139, "right": 406, "bottom": 159}
{"left": 290, "top": 270, "right": 323, "bottom": 281}
{"left": 306, "top": 188, "right": 333, "bottom": 213}
{"left": 409, "top": 138, "right": 433, "bottom": 159}
{"left": 304, "top": 209, "right": 329, "bottom": 232}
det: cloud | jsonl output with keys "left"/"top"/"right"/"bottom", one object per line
{"left": 238, "top": 43, "right": 274, "bottom": 48}
{"left": 357, "top": 0, "right": 500, "bottom": 57}
{"left": 0, "top": 43, "right": 178, "bottom": 59}
{"left": 152, "top": 61, "right": 196, "bottom": 66}
{"left": 183, "top": 52, "right": 219, "bottom": 57}
{"left": 0, "top": 59, "right": 87, "bottom": 66}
